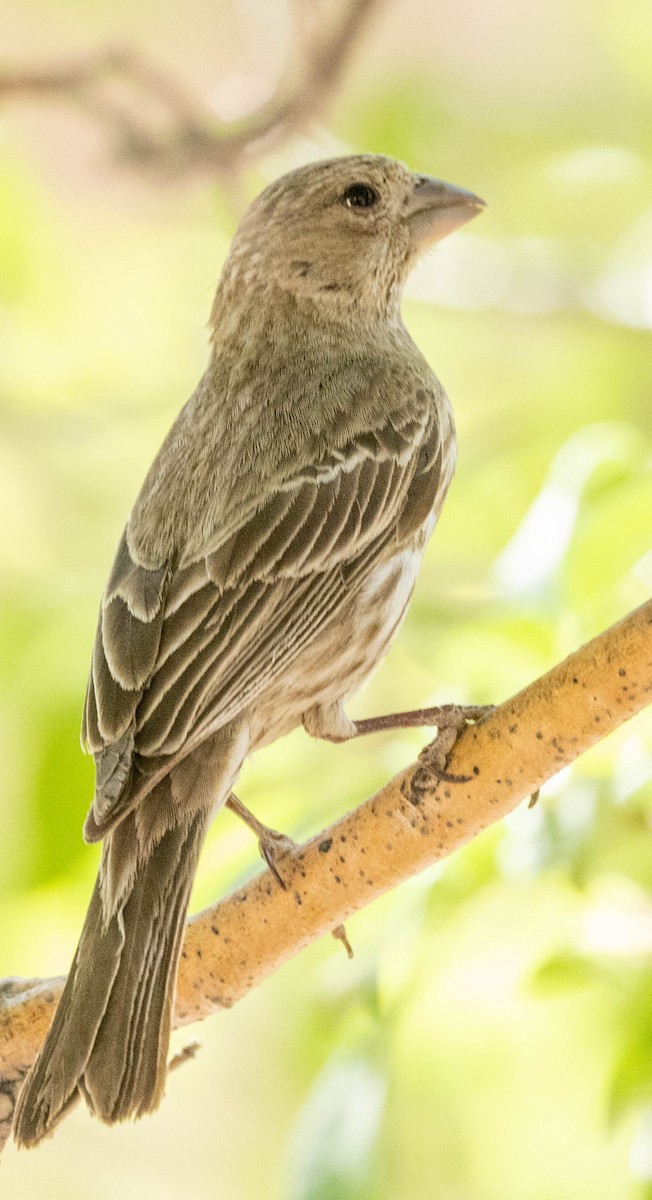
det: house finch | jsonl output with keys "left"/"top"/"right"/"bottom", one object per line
{"left": 14, "top": 154, "right": 484, "bottom": 1146}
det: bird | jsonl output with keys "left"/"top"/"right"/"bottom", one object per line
{"left": 13, "top": 153, "right": 484, "bottom": 1147}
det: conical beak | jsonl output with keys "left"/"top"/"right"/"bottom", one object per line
{"left": 406, "top": 175, "right": 485, "bottom": 249}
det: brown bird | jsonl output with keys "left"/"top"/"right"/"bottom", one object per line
{"left": 13, "top": 154, "right": 484, "bottom": 1146}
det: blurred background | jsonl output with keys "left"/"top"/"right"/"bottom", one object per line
{"left": 1, "top": 0, "right": 651, "bottom": 1195}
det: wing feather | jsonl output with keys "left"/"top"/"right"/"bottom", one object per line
{"left": 82, "top": 671, "right": 102, "bottom": 753}
{"left": 91, "top": 623, "right": 140, "bottom": 744}
{"left": 155, "top": 583, "right": 222, "bottom": 667}
{"left": 104, "top": 530, "right": 167, "bottom": 621}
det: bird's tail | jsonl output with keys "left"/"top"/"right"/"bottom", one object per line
{"left": 13, "top": 804, "right": 210, "bottom": 1148}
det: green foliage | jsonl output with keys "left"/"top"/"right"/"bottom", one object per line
{"left": 0, "top": 0, "right": 651, "bottom": 1194}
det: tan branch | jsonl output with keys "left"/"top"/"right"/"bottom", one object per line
{"left": 0, "top": 0, "right": 383, "bottom": 177}
{"left": 1, "top": 598, "right": 651, "bottom": 1150}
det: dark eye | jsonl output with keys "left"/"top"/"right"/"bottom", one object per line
{"left": 341, "top": 183, "right": 379, "bottom": 210}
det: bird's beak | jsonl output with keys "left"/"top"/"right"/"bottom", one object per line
{"left": 406, "top": 176, "right": 485, "bottom": 250}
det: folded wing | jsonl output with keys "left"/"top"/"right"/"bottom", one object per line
{"left": 82, "top": 397, "right": 450, "bottom": 839}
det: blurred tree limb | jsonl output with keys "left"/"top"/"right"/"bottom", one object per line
{"left": 0, "top": 0, "right": 382, "bottom": 178}
{"left": 1, "top": 598, "right": 650, "bottom": 1151}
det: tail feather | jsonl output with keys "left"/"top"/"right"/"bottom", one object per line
{"left": 82, "top": 809, "right": 204, "bottom": 1121}
{"left": 13, "top": 806, "right": 209, "bottom": 1147}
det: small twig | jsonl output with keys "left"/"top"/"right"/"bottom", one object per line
{"left": 332, "top": 924, "right": 355, "bottom": 959}
{"left": 168, "top": 1041, "right": 201, "bottom": 1074}
{"left": 0, "top": 0, "right": 384, "bottom": 178}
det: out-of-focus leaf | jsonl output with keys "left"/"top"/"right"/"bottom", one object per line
{"left": 565, "top": 471, "right": 652, "bottom": 615}
{"left": 27, "top": 701, "right": 94, "bottom": 887}
{"left": 530, "top": 949, "right": 603, "bottom": 992}
{"left": 608, "top": 974, "right": 652, "bottom": 1124}
{"left": 287, "top": 1055, "right": 387, "bottom": 1200}
{"left": 628, "top": 1108, "right": 652, "bottom": 1188}
{"left": 610, "top": 1040, "right": 652, "bottom": 1125}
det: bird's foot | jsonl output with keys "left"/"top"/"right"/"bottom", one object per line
{"left": 226, "top": 793, "right": 296, "bottom": 889}
{"left": 226, "top": 794, "right": 353, "bottom": 954}
{"left": 408, "top": 705, "right": 495, "bottom": 800}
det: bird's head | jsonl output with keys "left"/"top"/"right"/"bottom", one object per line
{"left": 213, "top": 154, "right": 484, "bottom": 330}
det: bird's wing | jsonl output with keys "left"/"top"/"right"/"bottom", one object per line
{"left": 82, "top": 400, "right": 451, "bottom": 837}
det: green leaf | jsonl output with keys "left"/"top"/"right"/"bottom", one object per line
{"left": 287, "top": 1056, "right": 387, "bottom": 1200}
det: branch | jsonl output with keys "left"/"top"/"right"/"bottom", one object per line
{"left": 1, "top": 599, "right": 651, "bottom": 1149}
{"left": 0, "top": 0, "right": 383, "bottom": 178}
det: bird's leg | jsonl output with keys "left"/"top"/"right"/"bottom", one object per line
{"left": 351, "top": 703, "right": 495, "bottom": 741}
{"left": 303, "top": 700, "right": 495, "bottom": 784}
{"left": 309, "top": 701, "right": 495, "bottom": 788}
{"left": 225, "top": 793, "right": 354, "bottom": 955}
{"left": 314, "top": 701, "right": 495, "bottom": 780}
{"left": 226, "top": 793, "right": 295, "bottom": 889}
{"left": 304, "top": 699, "right": 495, "bottom": 744}
{"left": 303, "top": 700, "right": 358, "bottom": 742}
{"left": 356, "top": 704, "right": 495, "bottom": 785}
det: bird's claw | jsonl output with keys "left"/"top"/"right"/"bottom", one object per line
{"left": 409, "top": 705, "right": 492, "bottom": 800}
{"left": 226, "top": 792, "right": 296, "bottom": 888}
{"left": 258, "top": 830, "right": 296, "bottom": 890}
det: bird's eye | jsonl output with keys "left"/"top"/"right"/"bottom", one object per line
{"left": 341, "top": 183, "right": 379, "bottom": 210}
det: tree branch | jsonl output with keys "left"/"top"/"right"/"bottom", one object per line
{"left": 1, "top": 598, "right": 651, "bottom": 1150}
{"left": 0, "top": 0, "right": 383, "bottom": 178}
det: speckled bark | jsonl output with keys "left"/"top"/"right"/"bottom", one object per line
{"left": 2, "top": 598, "right": 651, "bottom": 1150}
